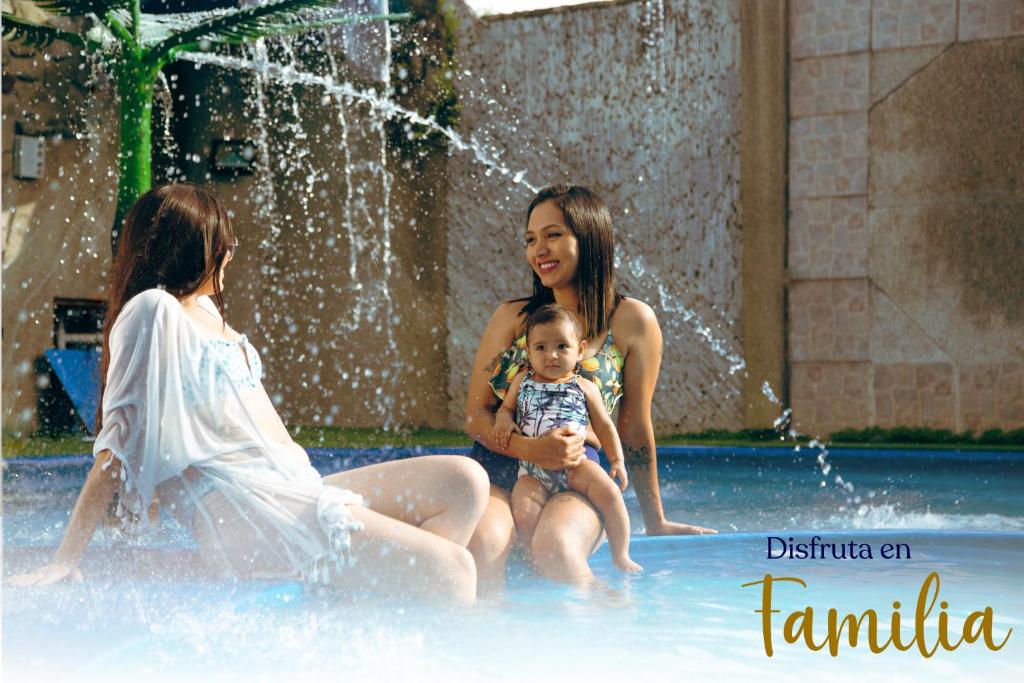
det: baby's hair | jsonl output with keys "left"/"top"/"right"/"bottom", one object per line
{"left": 525, "top": 303, "right": 583, "bottom": 344}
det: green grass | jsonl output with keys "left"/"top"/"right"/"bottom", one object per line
{"left": 2, "top": 433, "right": 95, "bottom": 457}
{"left": 662, "top": 427, "right": 1024, "bottom": 451}
{"left": 829, "top": 426, "right": 1024, "bottom": 447}
{"left": 288, "top": 426, "right": 472, "bottom": 449}
{"left": 3, "top": 425, "right": 1021, "bottom": 458}
{"left": 1, "top": 427, "right": 473, "bottom": 457}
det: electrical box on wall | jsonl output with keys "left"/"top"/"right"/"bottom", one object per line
{"left": 13, "top": 134, "right": 45, "bottom": 179}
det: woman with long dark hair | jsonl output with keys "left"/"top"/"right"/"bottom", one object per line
{"left": 12, "top": 184, "right": 488, "bottom": 602}
{"left": 465, "top": 184, "right": 716, "bottom": 587}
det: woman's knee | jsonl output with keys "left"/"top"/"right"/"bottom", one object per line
{"left": 531, "top": 528, "right": 577, "bottom": 569}
{"left": 468, "top": 495, "right": 515, "bottom": 560}
{"left": 441, "top": 457, "right": 490, "bottom": 513}
{"left": 431, "top": 545, "right": 477, "bottom": 603}
{"left": 529, "top": 496, "right": 601, "bottom": 581}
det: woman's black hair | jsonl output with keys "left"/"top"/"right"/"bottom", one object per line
{"left": 96, "top": 183, "right": 234, "bottom": 433}
{"left": 515, "top": 183, "right": 622, "bottom": 340}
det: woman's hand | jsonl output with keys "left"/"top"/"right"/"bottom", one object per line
{"left": 10, "top": 449, "right": 121, "bottom": 589}
{"left": 9, "top": 562, "right": 84, "bottom": 587}
{"left": 493, "top": 409, "right": 520, "bottom": 449}
{"left": 528, "top": 426, "right": 586, "bottom": 470}
{"left": 646, "top": 519, "right": 717, "bottom": 536}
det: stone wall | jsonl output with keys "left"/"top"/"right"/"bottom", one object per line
{"left": 7, "top": 0, "right": 1020, "bottom": 439}
{"left": 788, "top": 0, "right": 1024, "bottom": 435}
{"left": 444, "top": 0, "right": 744, "bottom": 434}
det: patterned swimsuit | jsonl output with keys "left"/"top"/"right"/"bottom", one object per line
{"left": 490, "top": 331, "right": 625, "bottom": 414}
{"left": 515, "top": 374, "right": 590, "bottom": 494}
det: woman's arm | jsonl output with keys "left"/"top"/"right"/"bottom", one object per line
{"left": 615, "top": 300, "right": 716, "bottom": 535}
{"left": 493, "top": 371, "right": 525, "bottom": 449}
{"left": 10, "top": 450, "right": 123, "bottom": 585}
{"left": 580, "top": 378, "right": 628, "bottom": 490}
{"left": 464, "top": 303, "right": 585, "bottom": 469}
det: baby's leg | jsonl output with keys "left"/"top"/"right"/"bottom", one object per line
{"left": 510, "top": 475, "right": 551, "bottom": 556}
{"left": 567, "top": 462, "right": 642, "bottom": 572}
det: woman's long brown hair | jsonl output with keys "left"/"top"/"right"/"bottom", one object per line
{"left": 95, "top": 184, "right": 235, "bottom": 433}
{"left": 517, "top": 184, "right": 621, "bottom": 341}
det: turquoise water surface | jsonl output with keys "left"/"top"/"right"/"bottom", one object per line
{"left": 3, "top": 447, "right": 1022, "bottom": 682}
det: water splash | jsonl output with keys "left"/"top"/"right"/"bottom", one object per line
{"left": 640, "top": 0, "right": 666, "bottom": 95}
{"left": 170, "top": 35, "right": 548, "bottom": 428}
{"left": 653, "top": 280, "right": 745, "bottom": 376}
{"left": 155, "top": 71, "right": 181, "bottom": 179}
{"left": 759, "top": 381, "right": 864, "bottom": 500}
{"left": 176, "top": 50, "right": 536, "bottom": 193}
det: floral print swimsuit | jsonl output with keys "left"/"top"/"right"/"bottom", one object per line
{"left": 488, "top": 331, "right": 625, "bottom": 415}
{"left": 476, "top": 330, "right": 625, "bottom": 491}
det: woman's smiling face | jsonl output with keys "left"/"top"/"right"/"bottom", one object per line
{"left": 526, "top": 200, "right": 579, "bottom": 290}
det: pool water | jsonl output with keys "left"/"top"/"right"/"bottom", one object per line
{"left": 3, "top": 447, "right": 1023, "bottom": 682}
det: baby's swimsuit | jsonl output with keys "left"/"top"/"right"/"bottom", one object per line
{"left": 516, "top": 374, "right": 590, "bottom": 494}
{"left": 470, "top": 329, "right": 625, "bottom": 490}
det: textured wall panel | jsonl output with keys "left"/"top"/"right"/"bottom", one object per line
{"left": 446, "top": 0, "right": 743, "bottom": 433}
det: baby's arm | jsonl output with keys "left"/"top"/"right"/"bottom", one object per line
{"left": 579, "top": 378, "right": 629, "bottom": 491}
{"left": 494, "top": 371, "right": 526, "bottom": 449}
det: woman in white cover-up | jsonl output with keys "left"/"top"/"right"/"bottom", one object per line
{"left": 10, "top": 184, "right": 488, "bottom": 602}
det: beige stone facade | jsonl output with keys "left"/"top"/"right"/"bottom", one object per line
{"left": 787, "top": 0, "right": 1024, "bottom": 436}
{"left": 3, "top": 1, "right": 1021, "bottom": 439}
{"left": 444, "top": 0, "right": 745, "bottom": 434}
{"left": 2, "top": 32, "right": 119, "bottom": 434}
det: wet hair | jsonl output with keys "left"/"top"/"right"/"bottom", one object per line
{"left": 516, "top": 184, "right": 622, "bottom": 340}
{"left": 96, "top": 183, "right": 235, "bottom": 432}
{"left": 525, "top": 303, "right": 583, "bottom": 345}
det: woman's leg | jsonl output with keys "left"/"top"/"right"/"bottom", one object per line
{"left": 330, "top": 504, "right": 478, "bottom": 603}
{"left": 530, "top": 492, "right": 603, "bottom": 583}
{"left": 467, "top": 484, "right": 515, "bottom": 593}
{"left": 323, "top": 455, "right": 488, "bottom": 546}
{"left": 193, "top": 487, "right": 478, "bottom": 603}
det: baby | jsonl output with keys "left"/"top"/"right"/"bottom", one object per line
{"left": 494, "top": 303, "right": 642, "bottom": 573}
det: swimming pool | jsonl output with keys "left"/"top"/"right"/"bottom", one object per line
{"left": 4, "top": 447, "right": 1023, "bottom": 681}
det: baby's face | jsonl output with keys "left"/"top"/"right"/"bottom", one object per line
{"left": 526, "top": 319, "right": 583, "bottom": 380}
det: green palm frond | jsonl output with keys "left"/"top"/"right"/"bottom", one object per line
{"left": 144, "top": 0, "right": 339, "bottom": 65}
{"left": 33, "top": 1, "right": 131, "bottom": 16}
{"left": 1, "top": 12, "right": 86, "bottom": 48}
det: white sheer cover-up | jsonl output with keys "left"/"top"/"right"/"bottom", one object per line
{"left": 93, "top": 288, "right": 363, "bottom": 582}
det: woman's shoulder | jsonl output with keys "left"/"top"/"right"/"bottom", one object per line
{"left": 490, "top": 299, "right": 529, "bottom": 337}
{"left": 114, "top": 289, "right": 184, "bottom": 336}
{"left": 610, "top": 297, "right": 660, "bottom": 352}
{"left": 493, "top": 298, "right": 528, "bottom": 321}
{"left": 612, "top": 296, "right": 658, "bottom": 329}
{"left": 120, "top": 288, "right": 180, "bottom": 318}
